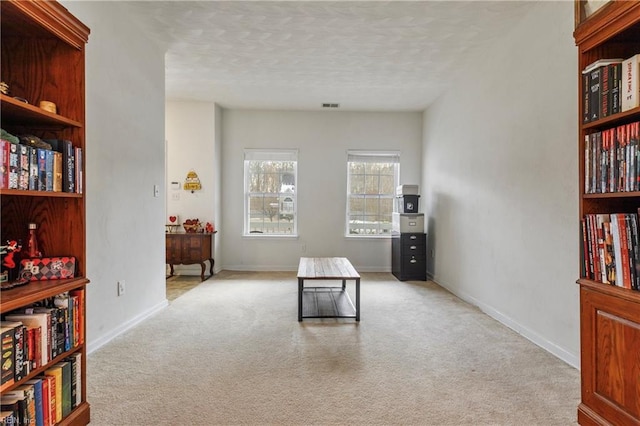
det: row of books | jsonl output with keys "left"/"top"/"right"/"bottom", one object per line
{"left": 581, "top": 212, "right": 640, "bottom": 291}
{"left": 582, "top": 53, "right": 640, "bottom": 123}
{"left": 0, "top": 290, "right": 85, "bottom": 393}
{"left": 584, "top": 120, "right": 640, "bottom": 194}
{"left": 1, "top": 353, "right": 82, "bottom": 426}
{"left": 0, "top": 139, "right": 83, "bottom": 193}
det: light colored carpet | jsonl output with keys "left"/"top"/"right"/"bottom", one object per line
{"left": 87, "top": 271, "right": 580, "bottom": 425}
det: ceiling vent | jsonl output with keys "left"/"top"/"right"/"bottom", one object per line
{"left": 322, "top": 103, "right": 340, "bottom": 108}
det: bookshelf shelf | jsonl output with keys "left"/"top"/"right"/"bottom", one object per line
{"left": 574, "top": 1, "right": 640, "bottom": 425}
{"left": 1, "top": 1, "right": 90, "bottom": 424}
{"left": 0, "top": 94, "right": 83, "bottom": 129}
{"left": 582, "top": 105, "right": 640, "bottom": 130}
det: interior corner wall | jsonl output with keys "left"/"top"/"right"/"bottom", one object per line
{"left": 62, "top": 1, "right": 167, "bottom": 353}
{"left": 421, "top": 1, "right": 580, "bottom": 367}
{"left": 165, "top": 101, "right": 218, "bottom": 275}
{"left": 221, "top": 109, "right": 422, "bottom": 271}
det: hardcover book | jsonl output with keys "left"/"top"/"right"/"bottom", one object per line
{"left": 622, "top": 53, "right": 640, "bottom": 112}
{"left": 37, "top": 148, "right": 47, "bottom": 191}
{"left": 53, "top": 151, "right": 62, "bottom": 192}
{"left": 0, "top": 140, "right": 8, "bottom": 189}
{"left": 44, "top": 366, "right": 62, "bottom": 424}
{"left": 0, "top": 321, "right": 25, "bottom": 382}
{"left": 0, "top": 326, "right": 15, "bottom": 392}
{"left": 589, "top": 66, "right": 601, "bottom": 121}
{"left": 8, "top": 142, "right": 18, "bottom": 189}
{"left": 18, "top": 144, "right": 29, "bottom": 190}
{"left": 45, "top": 149, "right": 54, "bottom": 191}
{"left": 28, "top": 145, "right": 38, "bottom": 190}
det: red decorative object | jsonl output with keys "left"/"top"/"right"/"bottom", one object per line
{"left": 183, "top": 218, "right": 202, "bottom": 233}
{"left": 25, "top": 223, "right": 42, "bottom": 259}
{"left": 19, "top": 256, "right": 76, "bottom": 281}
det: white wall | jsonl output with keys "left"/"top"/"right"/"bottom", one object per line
{"left": 221, "top": 110, "right": 423, "bottom": 271}
{"left": 63, "top": 1, "right": 167, "bottom": 353}
{"left": 422, "top": 1, "right": 580, "bottom": 366}
{"left": 165, "top": 101, "right": 219, "bottom": 274}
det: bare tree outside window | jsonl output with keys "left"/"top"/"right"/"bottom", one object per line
{"left": 346, "top": 151, "right": 399, "bottom": 236}
{"left": 244, "top": 150, "right": 298, "bottom": 236}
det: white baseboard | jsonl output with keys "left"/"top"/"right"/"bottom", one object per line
{"left": 86, "top": 299, "right": 169, "bottom": 355}
{"left": 433, "top": 277, "right": 579, "bottom": 369}
{"left": 222, "top": 265, "right": 391, "bottom": 273}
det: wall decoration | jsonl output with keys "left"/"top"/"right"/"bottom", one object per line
{"left": 184, "top": 170, "right": 202, "bottom": 193}
{"left": 166, "top": 215, "right": 180, "bottom": 233}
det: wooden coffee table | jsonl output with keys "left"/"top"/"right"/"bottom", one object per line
{"left": 297, "top": 257, "right": 360, "bottom": 321}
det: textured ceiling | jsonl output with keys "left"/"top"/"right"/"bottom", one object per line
{"left": 118, "top": 1, "right": 537, "bottom": 111}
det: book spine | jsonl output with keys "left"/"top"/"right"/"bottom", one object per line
{"left": 28, "top": 146, "right": 38, "bottom": 191}
{"left": 611, "top": 62, "right": 622, "bottom": 115}
{"left": 611, "top": 214, "right": 624, "bottom": 287}
{"left": 63, "top": 140, "right": 75, "bottom": 193}
{"left": 621, "top": 54, "right": 640, "bottom": 112}
{"left": 37, "top": 149, "right": 47, "bottom": 191}
{"left": 602, "top": 215, "right": 616, "bottom": 285}
{"left": 0, "top": 327, "right": 15, "bottom": 392}
{"left": 601, "top": 65, "right": 610, "bottom": 118}
{"left": 583, "top": 72, "right": 591, "bottom": 123}
{"left": 0, "top": 140, "right": 8, "bottom": 189}
{"left": 590, "top": 66, "right": 602, "bottom": 121}
{"left": 592, "top": 214, "right": 604, "bottom": 283}
{"left": 45, "top": 150, "right": 54, "bottom": 192}
{"left": 74, "top": 147, "right": 82, "bottom": 194}
{"left": 8, "top": 142, "right": 19, "bottom": 189}
{"left": 624, "top": 214, "right": 636, "bottom": 289}
{"left": 18, "top": 144, "right": 29, "bottom": 190}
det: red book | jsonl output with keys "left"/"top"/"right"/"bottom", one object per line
{"left": 0, "top": 139, "right": 10, "bottom": 189}
{"left": 616, "top": 213, "right": 632, "bottom": 289}
{"left": 69, "top": 290, "right": 84, "bottom": 345}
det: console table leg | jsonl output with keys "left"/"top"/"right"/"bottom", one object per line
{"left": 199, "top": 262, "right": 206, "bottom": 281}
{"left": 209, "top": 258, "right": 214, "bottom": 277}
{"left": 169, "top": 264, "right": 174, "bottom": 277}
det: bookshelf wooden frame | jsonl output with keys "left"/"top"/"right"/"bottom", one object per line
{"left": 1, "top": 1, "right": 90, "bottom": 425}
{"left": 574, "top": 2, "right": 640, "bottom": 425}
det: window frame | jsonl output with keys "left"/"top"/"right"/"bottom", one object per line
{"left": 243, "top": 148, "right": 299, "bottom": 237}
{"left": 345, "top": 150, "right": 400, "bottom": 238}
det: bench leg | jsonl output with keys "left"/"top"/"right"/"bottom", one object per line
{"left": 298, "top": 278, "right": 303, "bottom": 321}
{"left": 355, "top": 277, "right": 360, "bottom": 321}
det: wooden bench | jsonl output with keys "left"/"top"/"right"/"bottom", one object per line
{"left": 297, "top": 257, "right": 360, "bottom": 321}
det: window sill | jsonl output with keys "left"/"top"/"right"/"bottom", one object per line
{"left": 344, "top": 234, "right": 392, "bottom": 240}
{"left": 243, "top": 234, "right": 299, "bottom": 239}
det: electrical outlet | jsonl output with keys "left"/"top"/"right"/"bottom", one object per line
{"left": 153, "top": 184, "right": 160, "bottom": 197}
{"left": 117, "top": 280, "right": 125, "bottom": 296}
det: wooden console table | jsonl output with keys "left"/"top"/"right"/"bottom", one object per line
{"left": 297, "top": 257, "right": 360, "bottom": 321}
{"left": 166, "top": 232, "right": 216, "bottom": 281}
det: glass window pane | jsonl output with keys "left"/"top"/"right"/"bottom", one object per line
{"left": 244, "top": 152, "right": 298, "bottom": 236}
{"left": 345, "top": 154, "right": 399, "bottom": 237}
{"left": 350, "top": 174, "right": 364, "bottom": 194}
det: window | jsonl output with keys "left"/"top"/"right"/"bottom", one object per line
{"left": 244, "top": 149, "right": 298, "bottom": 236}
{"left": 346, "top": 151, "right": 400, "bottom": 236}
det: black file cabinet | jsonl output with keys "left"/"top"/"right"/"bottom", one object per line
{"left": 392, "top": 232, "right": 427, "bottom": 281}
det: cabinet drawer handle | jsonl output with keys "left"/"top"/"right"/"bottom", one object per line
{"left": 410, "top": 235, "right": 417, "bottom": 240}
{"left": 410, "top": 245, "right": 417, "bottom": 250}
{"left": 410, "top": 258, "right": 417, "bottom": 264}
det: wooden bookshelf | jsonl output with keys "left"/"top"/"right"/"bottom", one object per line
{"left": 1, "top": 1, "right": 90, "bottom": 425}
{"left": 573, "top": 1, "right": 640, "bottom": 425}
